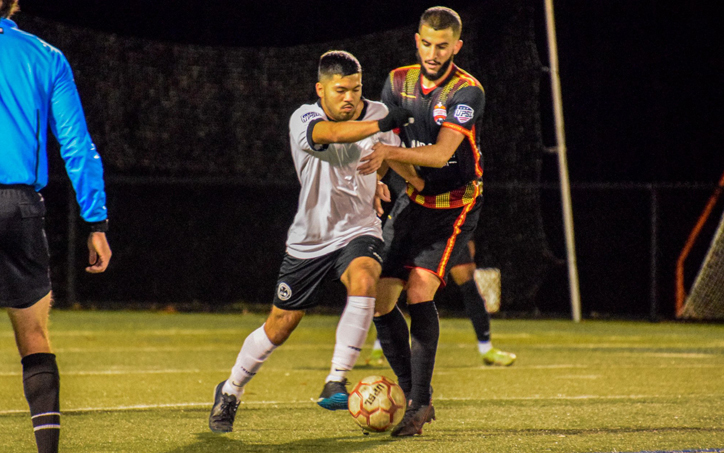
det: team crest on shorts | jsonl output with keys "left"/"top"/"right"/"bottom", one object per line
{"left": 453, "top": 104, "right": 474, "bottom": 123}
{"left": 277, "top": 282, "right": 292, "bottom": 301}
{"left": 433, "top": 102, "right": 447, "bottom": 125}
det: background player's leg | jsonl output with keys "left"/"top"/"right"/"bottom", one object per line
{"left": 373, "top": 278, "right": 412, "bottom": 395}
{"left": 451, "top": 262, "right": 492, "bottom": 342}
{"left": 8, "top": 292, "right": 60, "bottom": 453}
{"left": 450, "top": 244, "right": 516, "bottom": 366}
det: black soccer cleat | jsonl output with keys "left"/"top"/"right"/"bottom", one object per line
{"left": 209, "top": 380, "right": 240, "bottom": 433}
{"left": 316, "top": 379, "right": 349, "bottom": 411}
{"left": 390, "top": 403, "right": 436, "bottom": 437}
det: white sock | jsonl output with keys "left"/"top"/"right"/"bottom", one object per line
{"left": 326, "top": 296, "right": 375, "bottom": 383}
{"left": 372, "top": 338, "right": 382, "bottom": 351}
{"left": 223, "top": 324, "right": 277, "bottom": 397}
{"left": 478, "top": 340, "right": 493, "bottom": 354}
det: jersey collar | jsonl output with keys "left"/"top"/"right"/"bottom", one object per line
{"left": 419, "top": 63, "right": 458, "bottom": 96}
{"left": 0, "top": 18, "right": 18, "bottom": 30}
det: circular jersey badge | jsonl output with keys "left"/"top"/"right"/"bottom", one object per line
{"left": 277, "top": 282, "right": 292, "bottom": 301}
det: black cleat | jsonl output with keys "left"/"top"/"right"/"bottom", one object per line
{"left": 209, "top": 381, "right": 240, "bottom": 433}
{"left": 390, "top": 403, "right": 436, "bottom": 437}
{"left": 316, "top": 379, "right": 349, "bottom": 411}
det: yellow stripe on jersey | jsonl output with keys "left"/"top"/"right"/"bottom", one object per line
{"left": 406, "top": 180, "right": 481, "bottom": 209}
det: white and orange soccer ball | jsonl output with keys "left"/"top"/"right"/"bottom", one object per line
{"left": 347, "top": 375, "right": 406, "bottom": 432}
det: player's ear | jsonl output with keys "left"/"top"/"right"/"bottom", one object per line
{"left": 315, "top": 82, "right": 324, "bottom": 99}
{"left": 415, "top": 33, "right": 421, "bottom": 49}
{"left": 453, "top": 39, "right": 463, "bottom": 55}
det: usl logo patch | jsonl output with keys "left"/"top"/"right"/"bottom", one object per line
{"left": 277, "top": 282, "right": 292, "bottom": 301}
{"left": 433, "top": 102, "right": 447, "bottom": 125}
{"left": 301, "top": 112, "right": 322, "bottom": 123}
{"left": 453, "top": 104, "right": 474, "bottom": 123}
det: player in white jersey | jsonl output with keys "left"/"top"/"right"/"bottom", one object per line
{"left": 209, "top": 50, "right": 418, "bottom": 433}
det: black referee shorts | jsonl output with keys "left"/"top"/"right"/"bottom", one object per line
{"left": 381, "top": 195, "right": 482, "bottom": 285}
{"left": 0, "top": 185, "right": 52, "bottom": 309}
{"left": 273, "top": 235, "right": 383, "bottom": 311}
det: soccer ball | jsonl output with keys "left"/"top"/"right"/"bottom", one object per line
{"left": 348, "top": 375, "right": 406, "bottom": 432}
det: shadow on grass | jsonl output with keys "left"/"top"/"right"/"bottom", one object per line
{"left": 165, "top": 432, "right": 393, "bottom": 453}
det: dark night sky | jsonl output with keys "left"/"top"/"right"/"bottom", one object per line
{"left": 17, "top": 0, "right": 724, "bottom": 184}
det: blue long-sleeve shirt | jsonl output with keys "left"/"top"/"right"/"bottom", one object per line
{"left": 0, "top": 18, "right": 107, "bottom": 223}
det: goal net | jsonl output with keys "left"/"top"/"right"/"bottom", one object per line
{"left": 680, "top": 211, "right": 724, "bottom": 320}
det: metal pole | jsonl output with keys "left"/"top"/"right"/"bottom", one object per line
{"left": 649, "top": 185, "right": 659, "bottom": 322}
{"left": 544, "top": 0, "right": 582, "bottom": 321}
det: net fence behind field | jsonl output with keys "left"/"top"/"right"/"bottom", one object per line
{"left": 20, "top": 0, "right": 557, "bottom": 310}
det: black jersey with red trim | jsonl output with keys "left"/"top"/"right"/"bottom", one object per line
{"left": 381, "top": 63, "right": 485, "bottom": 209}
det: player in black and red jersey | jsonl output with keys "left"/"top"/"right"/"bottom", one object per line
{"left": 358, "top": 6, "right": 489, "bottom": 437}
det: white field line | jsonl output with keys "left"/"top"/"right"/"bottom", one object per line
{"left": 527, "top": 343, "right": 724, "bottom": 350}
{"left": 0, "top": 368, "right": 228, "bottom": 377}
{"left": 2, "top": 393, "right": 722, "bottom": 416}
{"left": 1, "top": 362, "right": 721, "bottom": 378}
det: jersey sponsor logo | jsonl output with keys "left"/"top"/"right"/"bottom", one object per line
{"left": 453, "top": 104, "right": 474, "bottom": 123}
{"left": 433, "top": 102, "right": 447, "bottom": 125}
{"left": 277, "top": 282, "right": 292, "bottom": 301}
{"left": 410, "top": 139, "right": 433, "bottom": 148}
{"left": 301, "top": 112, "right": 322, "bottom": 123}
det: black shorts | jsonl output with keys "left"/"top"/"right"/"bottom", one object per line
{"left": 273, "top": 235, "right": 383, "bottom": 310}
{"left": 381, "top": 195, "right": 482, "bottom": 285}
{"left": 0, "top": 185, "right": 52, "bottom": 309}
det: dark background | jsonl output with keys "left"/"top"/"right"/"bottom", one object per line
{"left": 12, "top": 0, "right": 724, "bottom": 318}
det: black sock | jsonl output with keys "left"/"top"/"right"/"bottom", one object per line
{"left": 408, "top": 301, "right": 439, "bottom": 406}
{"left": 373, "top": 306, "right": 411, "bottom": 395}
{"left": 22, "top": 353, "right": 60, "bottom": 453}
{"left": 460, "top": 279, "right": 491, "bottom": 342}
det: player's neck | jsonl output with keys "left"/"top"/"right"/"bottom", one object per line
{"left": 420, "top": 64, "right": 455, "bottom": 92}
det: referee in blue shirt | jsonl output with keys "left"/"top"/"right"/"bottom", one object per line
{"left": 1, "top": 2, "right": 111, "bottom": 451}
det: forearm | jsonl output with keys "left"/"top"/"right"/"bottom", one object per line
{"left": 313, "top": 121, "right": 380, "bottom": 144}
{"left": 387, "top": 161, "right": 424, "bottom": 192}
{"left": 386, "top": 144, "right": 453, "bottom": 168}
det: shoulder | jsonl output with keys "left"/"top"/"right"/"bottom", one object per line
{"left": 450, "top": 67, "right": 485, "bottom": 96}
{"left": 289, "top": 102, "right": 325, "bottom": 127}
{"left": 388, "top": 64, "right": 421, "bottom": 83}
{"left": 2, "top": 20, "right": 70, "bottom": 75}
{"left": 2, "top": 19, "right": 64, "bottom": 56}
{"left": 361, "top": 100, "right": 388, "bottom": 121}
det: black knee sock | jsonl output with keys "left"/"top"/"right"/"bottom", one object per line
{"left": 22, "top": 353, "right": 60, "bottom": 453}
{"left": 408, "top": 301, "right": 439, "bottom": 406}
{"left": 373, "top": 306, "right": 411, "bottom": 395}
{"left": 460, "top": 279, "right": 491, "bottom": 342}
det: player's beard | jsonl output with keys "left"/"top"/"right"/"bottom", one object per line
{"left": 417, "top": 52, "right": 454, "bottom": 82}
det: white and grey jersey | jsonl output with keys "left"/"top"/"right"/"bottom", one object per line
{"left": 286, "top": 99, "right": 400, "bottom": 259}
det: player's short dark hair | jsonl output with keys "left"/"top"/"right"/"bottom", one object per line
{"left": 419, "top": 6, "right": 462, "bottom": 38}
{"left": 318, "top": 51, "right": 362, "bottom": 82}
{"left": 0, "top": 0, "right": 20, "bottom": 19}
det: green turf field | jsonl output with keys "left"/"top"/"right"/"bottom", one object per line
{"left": 1, "top": 311, "right": 723, "bottom": 452}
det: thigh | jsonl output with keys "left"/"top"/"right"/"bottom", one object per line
{"left": 334, "top": 235, "right": 383, "bottom": 279}
{"left": 0, "top": 187, "right": 51, "bottom": 309}
{"left": 272, "top": 252, "right": 337, "bottom": 310}
{"left": 410, "top": 197, "right": 483, "bottom": 283}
